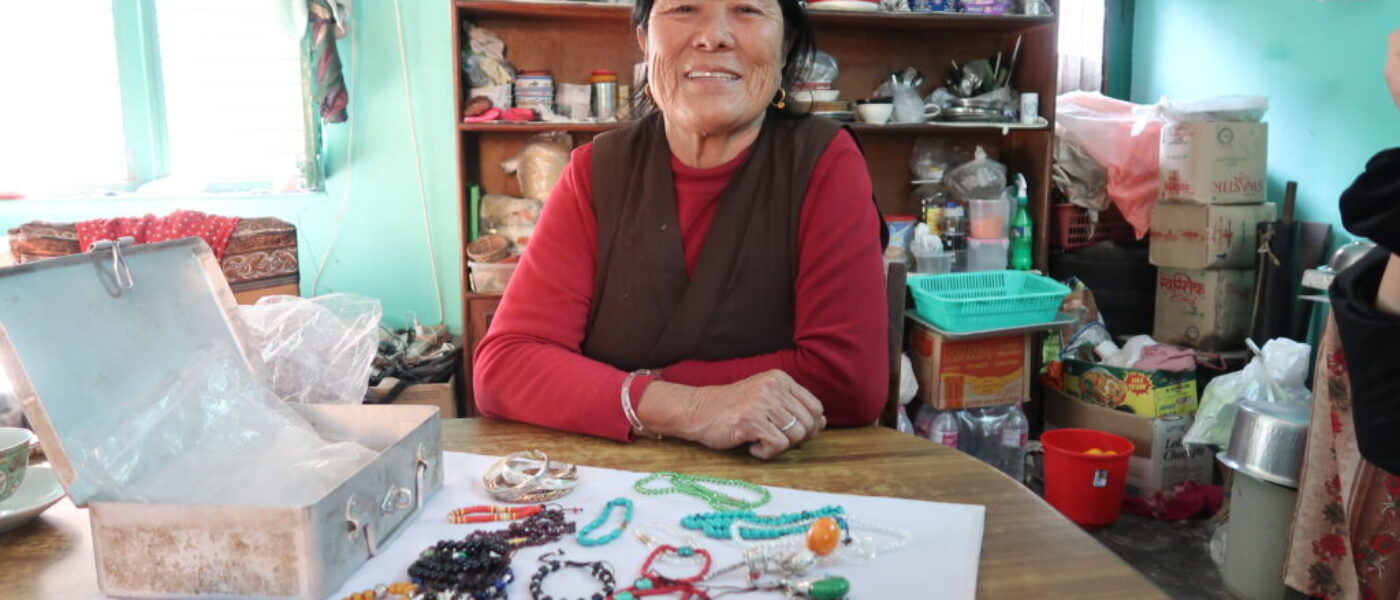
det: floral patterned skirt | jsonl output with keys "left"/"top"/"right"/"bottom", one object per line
{"left": 1284, "top": 318, "right": 1400, "bottom": 599}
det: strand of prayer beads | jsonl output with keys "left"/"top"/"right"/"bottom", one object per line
{"left": 406, "top": 537, "right": 513, "bottom": 598}
{"left": 467, "top": 506, "right": 577, "bottom": 549}
{"left": 680, "top": 506, "right": 844, "bottom": 540}
{"left": 633, "top": 472, "right": 771, "bottom": 511}
{"left": 338, "top": 581, "right": 418, "bottom": 600}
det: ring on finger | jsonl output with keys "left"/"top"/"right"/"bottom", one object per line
{"left": 777, "top": 416, "right": 799, "bottom": 433}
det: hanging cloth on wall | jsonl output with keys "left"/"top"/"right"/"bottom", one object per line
{"left": 308, "top": 0, "right": 349, "bottom": 123}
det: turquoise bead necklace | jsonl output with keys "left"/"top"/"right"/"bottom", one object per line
{"left": 633, "top": 471, "right": 772, "bottom": 511}
{"left": 680, "top": 505, "right": 845, "bottom": 540}
{"left": 575, "top": 497, "right": 633, "bottom": 547}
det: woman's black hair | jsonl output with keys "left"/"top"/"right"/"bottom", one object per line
{"left": 630, "top": 0, "right": 817, "bottom": 118}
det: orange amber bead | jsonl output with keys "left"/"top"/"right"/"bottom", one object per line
{"left": 806, "top": 517, "right": 842, "bottom": 556}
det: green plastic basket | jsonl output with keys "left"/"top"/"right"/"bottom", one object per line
{"left": 908, "top": 271, "right": 1071, "bottom": 333}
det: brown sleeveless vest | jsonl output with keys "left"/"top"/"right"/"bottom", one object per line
{"left": 581, "top": 111, "right": 845, "bottom": 371}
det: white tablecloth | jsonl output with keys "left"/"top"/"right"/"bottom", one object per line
{"left": 326, "top": 451, "right": 986, "bottom": 600}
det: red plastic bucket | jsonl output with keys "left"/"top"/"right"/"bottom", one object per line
{"left": 1041, "top": 428, "right": 1135, "bottom": 527}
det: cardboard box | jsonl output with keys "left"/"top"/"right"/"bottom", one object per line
{"left": 1149, "top": 203, "right": 1276, "bottom": 270}
{"left": 1062, "top": 359, "right": 1198, "bottom": 417}
{"left": 1159, "top": 121, "right": 1268, "bottom": 205}
{"left": 909, "top": 322, "right": 1030, "bottom": 409}
{"left": 1153, "top": 268, "right": 1255, "bottom": 350}
{"left": 1045, "top": 387, "right": 1214, "bottom": 497}
{"left": 372, "top": 375, "right": 458, "bottom": 419}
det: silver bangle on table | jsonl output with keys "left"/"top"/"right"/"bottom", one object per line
{"left": 482, "top": 449, "right": 578, "bottom": 503}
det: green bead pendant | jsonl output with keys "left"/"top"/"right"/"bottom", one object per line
{"left": 809, "top": 576, "right": 850, "bottom": 599}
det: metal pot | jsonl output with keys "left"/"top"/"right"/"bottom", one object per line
{"left": 1217, "top": 400, "right": 1309, "bottom": 488}
{"left": 1326, "top": 241, "right": 1377, "bottom": 273}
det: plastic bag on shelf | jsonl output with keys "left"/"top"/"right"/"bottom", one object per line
{"left": 1051, "top": 136, "right": 1109, "bottom": 212}
{"left": 1156, "top": 95, "right": 1269, "bottom": 124}
{"left": 463, "top": 24, "right": 514, "bottom": 88}
{"left": 501, "top": 132, "right": 572, "bottom": 201}
{"left": 1184, "top": 338, "right": 1312, "bottom": 448}
{"left": 910, "top": 136, "right": 974, "bottom": 182}
{"left": 64, "top": 347, "right": 375, "bottom": 506}
{"left": 945, "top": 146, "right": 1008, "bottom": 201}
{"left": 237, "top": 294, "right": 382, "bottom": 406}
{"left": 1055, "top": 92, "right": 1164, "bottom": 238}
{"left": 480, "top": 194, "right": 543, "bottom": 250}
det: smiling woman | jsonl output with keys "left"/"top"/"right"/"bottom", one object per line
{"left": 632, "top": 0, "right": 816, "bottom": 166}
{"left": 473, "top": 0, "right": 889, "bottom": 460}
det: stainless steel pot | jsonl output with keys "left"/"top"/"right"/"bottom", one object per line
{"left": 1217, "top": 400, "right": 1309, "bottom": 488}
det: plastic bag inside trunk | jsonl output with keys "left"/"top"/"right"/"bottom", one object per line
{"left": 67, "top": 348, "right": 374, "bottom": 506}
{"left": 237, "top": 294, "right": 382, "bottom": 405}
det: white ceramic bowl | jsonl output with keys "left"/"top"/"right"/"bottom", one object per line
{"left": 795, "top": 89, "right": 841, "bottom": 103}
{"left": 856, "top": 103, "right": 894, "bottom": 125}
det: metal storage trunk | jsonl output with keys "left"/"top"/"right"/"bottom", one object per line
{"left": 0, "top": 238, "right": 443, "bottom": 599}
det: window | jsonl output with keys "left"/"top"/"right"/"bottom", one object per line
{"left": 0, "top": 3, "right": 129, "bottom": 195}
{"left": 1057, "top": 0, "right": 1106, "bottom": 94}
{"left": 0, "top": 0, "right": 313, "bottom": 198}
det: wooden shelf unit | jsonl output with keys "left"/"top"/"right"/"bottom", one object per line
{"left": 453, "top": 0, "right": 1058, "bottom": 412}
{"left": 456, "top": 1, "right": 1054, "bottom": 32}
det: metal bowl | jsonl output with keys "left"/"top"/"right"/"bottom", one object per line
{"left": 1218, "top": 400, "right": 1309, "bottom": 488}
{"left": 1326, "top": 241, "right": 1378, "bottom": 273}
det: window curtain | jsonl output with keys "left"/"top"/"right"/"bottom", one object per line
{"left": 277, "top": 0, "right": 352, "bottom": 123}
{"left": 1057, "top": 0, "right": 1106, "bottom": 94}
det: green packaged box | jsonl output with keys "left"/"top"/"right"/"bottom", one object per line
{"left": 1063, "top": 359, "right": 1198, "bottom": 418}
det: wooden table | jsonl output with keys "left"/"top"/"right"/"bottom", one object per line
{"left": 1, "top": 418, "right": 1166, "bottom": 599}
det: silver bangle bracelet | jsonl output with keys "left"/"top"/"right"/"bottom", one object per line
{"left": 621, "top": 369, "right": 662, "bottom": 439}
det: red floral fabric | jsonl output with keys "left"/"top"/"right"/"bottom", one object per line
{"left": 75, "top": 210, "right": 242, "bottom": 259}
{"left": 1284, "top": 319, "right": 1400, "bottom": 599}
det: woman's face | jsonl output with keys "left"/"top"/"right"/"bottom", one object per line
{"left": 639, "top": 0, "right": 787, "bottom": 136}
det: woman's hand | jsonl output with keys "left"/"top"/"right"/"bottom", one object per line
{"left": 636, "top": 370, "right": 827, "bottom": 459}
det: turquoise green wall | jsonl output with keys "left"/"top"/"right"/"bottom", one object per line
{"left": 1104, "top": 0, "right": 1134, "bottom": 100}
{"left": 1131, "top": 0, "right": 1400, "bottom": 243}
{"left": 0, "top": 0, "right": 463, "bottom": 332}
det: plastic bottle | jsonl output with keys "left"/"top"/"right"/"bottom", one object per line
{"left": 997, "top": 403, "right": 1029, "bottom": 483}
{"left": 930, "top": 410, "right": 960, "bottom": 449}
{"left": 1010, "top": 174, "right": 1033, "bottom": 271}
{"left": 941, "top": 201, "right": 967, "bottom": 272}
{"left": 916, "top": 182, "right": 948, "bottom": 231}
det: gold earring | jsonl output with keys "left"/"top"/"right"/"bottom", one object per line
{"left": 772, "top": 88, "right": 787, "bottom": 110}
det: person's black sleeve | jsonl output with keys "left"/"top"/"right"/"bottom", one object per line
{"left": 1335, "top": 147, "right": 1400, "bottom": 476}
{"left": 1335, "top": 249, "right": 1400, "bottom": 475}
{"left": 1341, "top": 148, "right": 1400, "bottom": 255}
